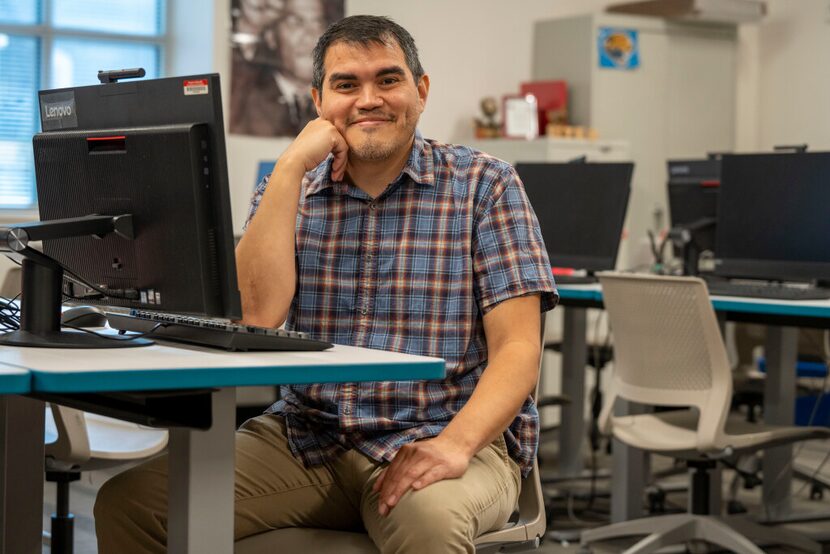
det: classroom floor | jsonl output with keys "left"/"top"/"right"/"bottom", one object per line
{"left": 43, "top": 430, "right": 830, "bottom": 553}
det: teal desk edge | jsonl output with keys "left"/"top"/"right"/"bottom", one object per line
{"left": 0, "top": 369, "right": 31, "bottom": 395}
{"left": 711, "top": 298, "right": 830, "bottom": 319}
{"left": 29, "top": 361, "right": 446, "bottom": 394}
{"left": 557, "top": 287, "right": 601, "bottom": 301}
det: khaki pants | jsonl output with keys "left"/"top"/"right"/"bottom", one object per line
{"left": 94, "top": 414, "right": 521, "bottom": 553}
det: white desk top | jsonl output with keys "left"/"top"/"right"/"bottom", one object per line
{"left": 0, "top": 342, "right": 446, "bottom": 393}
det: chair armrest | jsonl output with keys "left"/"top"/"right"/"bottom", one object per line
{"left": 45, "top": 404, "right": 92, "bottom": 468}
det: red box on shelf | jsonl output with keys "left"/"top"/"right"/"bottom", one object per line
{"left": 520, "top": 80, "right": 568, "bottom": 132}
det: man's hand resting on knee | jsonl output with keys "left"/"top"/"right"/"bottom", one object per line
{"left": 373, "top": 435, "right": 471, "bottom": 517}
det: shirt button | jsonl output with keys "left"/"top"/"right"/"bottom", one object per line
{"left": 359, "top": 308, "right": 368, "bottom": 315}
{"left": 343, "top": 407, "right": 352, "bottom": 415}
{"left": 369, "top": 203, "right": 377, "bottom": 211}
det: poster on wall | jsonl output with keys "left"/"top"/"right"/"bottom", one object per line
{"left": 597, "top": 27, "right": 640, "bottom": 70}
{"left": 229, "top": 0, "right": 344, "bottom": 137}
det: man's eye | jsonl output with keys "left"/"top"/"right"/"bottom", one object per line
{"left": 335, "top": 83, "right": 355, "bottom": 90}
{"left": 380, "top": 78, "right": 399, "bottom": 85}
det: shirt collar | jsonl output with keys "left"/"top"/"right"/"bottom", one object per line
{"left": 400, "top": 129, "right": 435, "bottom": 187}
{"left": 304, "top": 129, "right": 435, "bottom": 197}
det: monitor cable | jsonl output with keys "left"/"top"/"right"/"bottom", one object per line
{"left": 60, "top": 321, "right": 163, "bottom": 342}
{"left": 0, "top": 293, "right": 21, "bottom": 332}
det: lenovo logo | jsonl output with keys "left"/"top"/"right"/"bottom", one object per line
{"left": 40, "top": 91, "right": 79, "bottom": 130}
{"left": 44, "top": 102, "right": 73, "bottom": 119}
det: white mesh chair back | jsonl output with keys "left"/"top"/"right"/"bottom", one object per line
{"left": 597, "top": 273, "right": 732, "bottom": 416}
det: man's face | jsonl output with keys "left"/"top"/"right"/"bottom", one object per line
{"left": 312, "top": 40, "right": 429, "bottom": 163}
{"left": 274, "top": 0, "right": 326, "bottom": 82}
{"left": 238, "top": 0, "right": 281, "bottom": 29}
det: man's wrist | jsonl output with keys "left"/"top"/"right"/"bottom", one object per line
{"left": 435, "top": 427, "right": 478, "bottom": 459}
{"left": 274, "top": 154, "right": 308, "bottom": 179}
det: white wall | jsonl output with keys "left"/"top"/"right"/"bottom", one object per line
{"left": 753, "top": 0, "right": 830, "bottom": 151}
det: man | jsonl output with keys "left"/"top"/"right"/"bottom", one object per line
{"left": 230, "top": 0, "right": 331, "bottom": 136}
{"left": 95, "top": 15, "right": 557, "bottom": 553}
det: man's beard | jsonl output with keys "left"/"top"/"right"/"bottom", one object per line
{"left": 350, "top": 136, "right": 400, "bottom": 161}
{"left": 347, "top": 109, "right": 417, "bottom": 162}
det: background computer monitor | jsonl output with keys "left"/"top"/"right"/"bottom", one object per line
{"left": 516, "top": 162, "right": 633, "bottom": 272}
{"left": 713, "top": 151, "right": 830, "bottom": 283}
{"left": 667, "top": 158, "right": 721, "bottom": 254}
{"left": 35, "top": 73, "right": 242, "bottom": 318}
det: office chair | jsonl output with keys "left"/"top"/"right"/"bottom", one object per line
{"left": 0, "top": 266, "right": 21, "bottom": 298}
{"left": 578, "top": 272, "right": 829, "bottom": 554}
{"left": 235, "top": 317, "right": 548, "bottom": 554}
{"left": 44, "top": 404, "right": 168, "bottom": 554}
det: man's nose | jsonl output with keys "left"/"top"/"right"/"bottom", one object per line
{"left": 355, "top": 85, "right": 383, "bottom": 109}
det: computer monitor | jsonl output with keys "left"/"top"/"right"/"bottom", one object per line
{"left": 516, "top": 162, "right": 633, "bottom": 273}
{"left": 667, "top": 158, "right": 720, "bottom": 255}
{"left": 713, "top": 151, "right": 830, "bottom": 283}
{"left": 0, "top": 73, "right": 240, "bottom": 348}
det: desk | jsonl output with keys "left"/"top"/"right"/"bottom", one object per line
{"left": 0, "top": 342, "right": 445, "bottom": 554}
{"left": 555, "top": 284, "right": 830, "bottom": 522}
{"left": 0, "top": 364, "right": 36, "bottom": 554}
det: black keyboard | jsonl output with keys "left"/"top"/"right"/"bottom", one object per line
{"left": 107, "top": 310, "right": 333, "bottom": 352}
{"left": 705, "top": 281, "right": 830, "bottom": 301}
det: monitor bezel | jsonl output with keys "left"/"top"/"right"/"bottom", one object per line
{"left": 712, "top": 151, "right": 830, "bottom": 284}
{"left": 516, "top": 161, "right": 634, "bottom": 273}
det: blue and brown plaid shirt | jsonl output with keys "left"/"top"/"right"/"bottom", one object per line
{"left": 244, "top": 131, "right": 558, "bottom": 476}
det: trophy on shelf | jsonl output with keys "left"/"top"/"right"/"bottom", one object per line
{"left": 474, "top": 96, "right": 501, "bottom": 139}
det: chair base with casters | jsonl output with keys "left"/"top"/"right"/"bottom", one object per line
{"left": 44, "top": 404, "right": 168, "bottom": 554}
{"left": 578, "top": 458, "right": 822, "bottom": 554}
{"left": 579, "top": 513, "right": 820, "bottom": 554}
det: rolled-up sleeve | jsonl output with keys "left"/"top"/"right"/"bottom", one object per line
{"left": 472, "top": 166, "right": 559, "bottom": 314}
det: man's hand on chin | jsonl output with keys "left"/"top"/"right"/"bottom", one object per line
{"left": 373, "top": 435, "right": 473, "bottom": 517}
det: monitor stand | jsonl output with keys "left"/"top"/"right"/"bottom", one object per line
{"left": 0, "top": 216, "right": 152, "bottom": 349}
{"left": 668, "top": 217, "right": 716, "bottom": 276}
{"left": 0, "top": 257, "right": 152, "bottom": 349}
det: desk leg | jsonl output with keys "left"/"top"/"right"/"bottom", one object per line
{"left": 559, "top": 307, "right": 587, "bottom": 477}
{"left": 762, "top": 326, "right": 798, "bottom": 520}
{"left": 167, "top": 387, "right": 236, "bottom": 554}
{"left": 610, "top": 400, "right": 649, "bottom": 523}
{"left": 0, "top": 396, "right": 44, "bottom": 554}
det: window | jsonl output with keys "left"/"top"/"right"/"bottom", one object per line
{"left": 0, "top": 0, "right": 167, "bottom": 210}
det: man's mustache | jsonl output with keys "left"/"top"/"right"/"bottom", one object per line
{"left": 346, "top": 111, "right": 396, "bottom": 125}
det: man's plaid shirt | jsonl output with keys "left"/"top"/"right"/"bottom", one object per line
{"left": 244, "top": 131, "right": 558, "bottom": 476}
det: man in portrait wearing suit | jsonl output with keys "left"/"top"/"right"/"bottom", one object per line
{"left": 230, "top": 0, "right": 336, "bottom": 137}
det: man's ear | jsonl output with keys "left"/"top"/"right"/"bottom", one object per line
{"left": 311, "top": 88, "right": 322, "bottom": 117}
{"left": 416, "top": 74, "right": 430, "bottom": 113}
